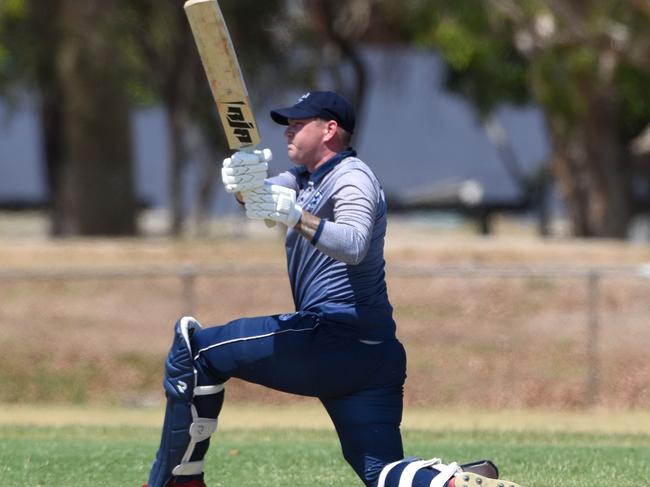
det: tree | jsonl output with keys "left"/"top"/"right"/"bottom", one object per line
{"left": 383, "top": 0, "right": 650, "bottom": 237}
{"left": 125, "top": 1, "right": 206, "bottom": 237}
{"left": 0, "top": 0, "right": 67, "bottom": 234}
{"left": 56, "top": 0, "right": 136, "bottom": 235}
{"left": 0, "top": 0, "right": 137, "bottom": 236}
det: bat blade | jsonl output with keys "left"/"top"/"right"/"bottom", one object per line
{"left": 184, "top": 0, "right": 260, "bottom": 150}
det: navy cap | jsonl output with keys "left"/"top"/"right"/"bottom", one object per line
{"left": 270, "top": 91, "right": 355, "bottom": 134}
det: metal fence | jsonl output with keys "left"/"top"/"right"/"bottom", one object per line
{"left": 1, "top": 263, "right": 649, "bottom": 408}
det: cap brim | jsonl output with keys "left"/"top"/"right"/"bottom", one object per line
{"left": 270, "top": 106, "right": 318, "bottom": 125}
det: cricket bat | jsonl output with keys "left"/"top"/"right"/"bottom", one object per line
{"left": 184, "top": 0, "right": 261, "bottom": 152}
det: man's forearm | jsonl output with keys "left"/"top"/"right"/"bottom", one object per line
{"left": 293, "top": 210, "right": 321, "bottom": 241}
{"left": 294, "top": 211, "right": 368, "bottom": 265}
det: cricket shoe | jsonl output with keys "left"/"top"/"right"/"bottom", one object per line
{"left": 449, "top": 472, "right": 521, "bottom": 487}
{"left": 460, "top": 459, "right": 499, "bottom": 479}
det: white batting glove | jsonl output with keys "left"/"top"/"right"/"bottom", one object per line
{"left": 245, "top": 184, "right": 303, "bottom": 227}
{"left": 221, "top": 148, "right": 272, "bottom": 193}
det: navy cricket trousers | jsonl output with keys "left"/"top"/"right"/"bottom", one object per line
{"left": 190, "top": 310, "right": 407, "bottom": 486}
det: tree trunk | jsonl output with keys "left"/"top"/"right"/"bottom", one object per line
{"left": 28, "top": 0, "right": 66, "bottom": 236}
{"left": 57, "top": 0, "right": 136, "bottom": 236}
{"left": 162, "top": 8, "right": 202, "bottom": 238}
{"left": 167, "top": 106, "right": 187, "bottom": 237}
{"left": 550, "top": 87, "right": 630, "bottom": 237}
{"left": 582, "top": 88, "right": 630, "bottom": 237}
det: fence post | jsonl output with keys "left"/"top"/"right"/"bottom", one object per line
{"left": 585, "top": 270, "right": 601, "bottom": 407}
{"left": 180, "top": 265, "right": 197, "bottom": 316}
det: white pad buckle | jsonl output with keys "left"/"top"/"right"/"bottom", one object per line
{"left": 189, "top": 417, "right": 218, "bottom": 442}
{"left": 171, "top": 384, "right": 223, "bottom": 477}
{"left": 172, "top": 460, "right": 204, "bottom": 476}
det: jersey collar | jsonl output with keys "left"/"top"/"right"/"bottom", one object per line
{"left": 308, "top": 148, "right": 357, "bottom": 185}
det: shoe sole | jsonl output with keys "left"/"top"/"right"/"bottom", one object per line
{"left": 455, "top": 472, "right": 521, "bottom": 487}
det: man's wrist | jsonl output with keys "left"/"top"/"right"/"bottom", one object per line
{"left": 288, "top": 205, "right": 303, "bottom": 227}
{"left": 293, "top": 210, "right": 321, "bottom": 241}
{"left": 310, "top": 218, "right": 326, "bottom": 244}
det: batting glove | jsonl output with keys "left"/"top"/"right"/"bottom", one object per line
{"left": 221, "top": 148, "right": 272, "bottom": 193}
{"left": 245, "top": 184, "right": 303, "bottom": 227}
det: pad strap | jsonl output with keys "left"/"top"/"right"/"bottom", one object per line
{"left": 377, "top": 459, "right": 404, "bottom": 487}
{"left": 195, "top": 384, "right": 225, "bottom": 396}
{"left": 172, "top": 460, "right": 204, "bottom": 476}
{"left": 172, "top": 390, "right": 222, "bottom": 476}
{"left": 399, "top": 458, "right": 440, "bottom": 487}
{"left": 377, "top": 458, "right": 460, "bottom": 487}
{"left": 429, "top": 461, "right": 460, "bottom": 487}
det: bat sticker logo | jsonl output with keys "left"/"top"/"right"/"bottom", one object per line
{"left": 226, "top": 105, "right": 255, "bottom": 144}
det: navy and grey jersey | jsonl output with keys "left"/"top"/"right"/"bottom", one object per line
{"left": 268, "top": 149, "right": 396, "bottom": 341}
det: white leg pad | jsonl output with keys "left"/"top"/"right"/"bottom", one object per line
{"left": 171, "top": 385, "right": 222, "bottom": 477}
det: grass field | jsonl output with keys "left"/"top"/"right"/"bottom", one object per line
{"left": 1, "top": 404, "right": 650, "bottom": 486}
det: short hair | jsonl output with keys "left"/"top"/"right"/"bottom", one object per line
{"left": 337, "top": 127, "right": 352, "bottom": 147}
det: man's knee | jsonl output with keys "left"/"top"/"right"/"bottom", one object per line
{"left": 163, "top": 317, "right": 201, "bottom": 401}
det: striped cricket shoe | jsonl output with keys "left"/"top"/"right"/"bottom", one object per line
{"left": 449, "top": 472, "right": 521, "bottom": 487}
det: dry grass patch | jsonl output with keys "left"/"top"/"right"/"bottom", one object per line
{"left": 1, "top": 230, "right": 649, "bottom": 408}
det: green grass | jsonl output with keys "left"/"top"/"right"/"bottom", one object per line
{"left": 1, "top": 425, "right": 649, "bottom": 486}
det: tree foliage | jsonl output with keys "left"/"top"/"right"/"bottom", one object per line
{"left": 382, "top": 0, "right": 650, "bottom": 237}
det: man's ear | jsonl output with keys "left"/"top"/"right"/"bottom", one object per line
{"left": 323, "top": 120, "right": 338, "bottom": 141}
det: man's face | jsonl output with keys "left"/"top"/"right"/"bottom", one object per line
{"left": 284, "top": 118, "right": 328, "bottom": 167}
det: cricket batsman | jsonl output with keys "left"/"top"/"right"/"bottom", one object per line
{"left": 143, "top": 91, "right": 523, "bottom": 487}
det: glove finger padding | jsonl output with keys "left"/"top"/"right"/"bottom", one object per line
{"left": 222, "top": 164, "right": 268, "bottom": 177}
{"left": 223, "top": 178, "right": 264, "bottom": 193}
{"left": 244, "top": 184, "right": 302, "bottom": 227}
{"left": 222, "top": 166, "right": 267, "bottom": 193}
{"left": 225, "top": 149, "right": 272, "bottom": 167}
{"left": 222, "top": 149, "right": 271, "bottom": 193}
{"left": 244, "top": 191, "right": 278, "bottom": 204}
{"left": 246, "top": 201, "right": 278, "bottom": 213}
